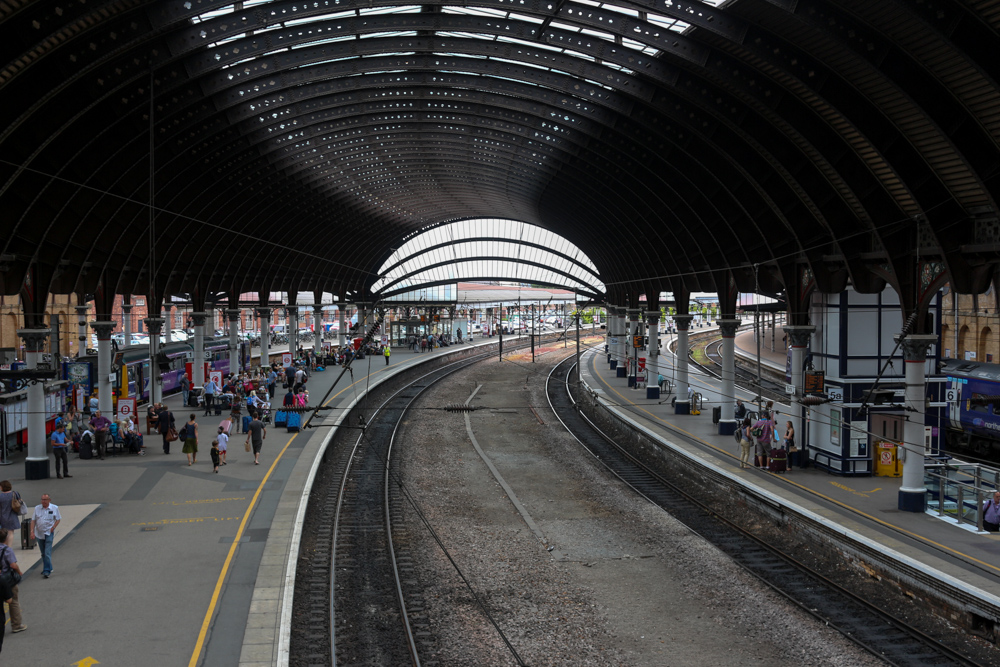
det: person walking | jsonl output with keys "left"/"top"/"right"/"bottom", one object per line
{"left": 30, "top": 494, "right": 61, "bottom": 578}
{"left": 158, "top": 404, "right": 176, "bottom": 454}
{"left": 50, "top": 423, "right": 71, "bottom": 478}
{"left": 0, "top": 528, "right": 25, "bottom": 634}
{"left": 245, "top": 415, "right": 266, "bottom": 465}
{"left": 217, "top": 426, "right": 229, "bottom": 465}
{"left": 384, "top": 345, "right": 391, "bottom": 366}
{"left": 182, "top": 414, "right": 199, "bottom": 466}
{"left": 738, "top": 417, "right": 752, "bottom": 469}
{"left": 210, "top": 440, "right": 221, "bottom": 473}
{"left": 180, "top": 371, "right": 190, "bottom": 407}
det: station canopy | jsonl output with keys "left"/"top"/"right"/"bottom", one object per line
{"left": 373, "top": 218, "right": 604, "bottom": 299}
{"left": 2, "top": 0, "right": 1000, "bottom": 327}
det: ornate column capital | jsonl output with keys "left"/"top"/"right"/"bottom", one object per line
{"left": 144, "top": 317, "right": 165, "bottom": 335}
{"left": 226, "top": 308, "right": 241, "bottom": 323}
{"left": 672, "top": 314, "right": 694, "bottom": 331}
{"left": 626, "top": 308, "right": 642, "bottom": 321}
{"left": 256, "top": 307, "right": 273, "bottom": 320}
{"left": 121, "top": 304, "right": 133, "bottom": 312}
{"left": 645, "top": 311, "right": 661, "bottom": 325}
{"left": 894, "top": 333, "right": 937, "bottom": 362}
{"left": 75, "top": 304, "right": 90, "bottom": 316}
{"left": 17, "top": 328, "right": 50, "bottom": 353}
{"left": 90, "top": 321, "right": 116, "bottom": 340}
{"left": 717, "top": 318, "right": 742, "bottom": 338}
{"left": 783, "top": 325, "right": 816, "bottom": 348}
{"left": 190, "top": 311, "right": 208, "bottom": 326}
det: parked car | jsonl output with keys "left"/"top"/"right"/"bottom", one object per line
{"left": 171, "top": 329, "right": 189, "bottom": 341}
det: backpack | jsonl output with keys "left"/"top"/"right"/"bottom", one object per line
{"left": 179, "top": 424, "right": 189, "bottom": 440}
{"left": 750, "top": 425, "right": 764, "bottom": 438}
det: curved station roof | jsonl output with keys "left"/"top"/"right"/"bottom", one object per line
{"left": 2, "top": 0, "right": 1000, "bottom": 329}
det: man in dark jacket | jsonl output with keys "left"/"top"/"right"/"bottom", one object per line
{"left": 157, "top": 405, "right": 175, "bottom": 455}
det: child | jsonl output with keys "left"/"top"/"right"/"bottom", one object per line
{"left": 210, "top": 439, "right": 221, "bottom": 473}
{"left": 217, "top": 425, "right": 229, "bottom": 465}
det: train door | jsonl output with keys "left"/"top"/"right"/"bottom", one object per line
{"left": 140, "top": 360, "right": 151, "bottom": 401}
{"left": 946, "top": 380, "right": 963, "bottom": 429}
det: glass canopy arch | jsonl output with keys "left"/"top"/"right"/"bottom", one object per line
{"left": 371, "top": 218, "right": 605, "bottom": 299}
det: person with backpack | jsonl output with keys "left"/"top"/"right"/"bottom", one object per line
{"left": 181, "top": 414, "right": 199, "bottom": 466}
{"left": 0, "top": 527, "right": 25, "bottom": 634}
{"left": 738, "top": 417, "right": 753, "bottom": 469}
{"left": 751, "top": 415, "right": 773, "bottom": 468}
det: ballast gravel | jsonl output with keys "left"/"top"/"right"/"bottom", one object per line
{"left": 392, "top": 349, "right": 885, "bottom": 666}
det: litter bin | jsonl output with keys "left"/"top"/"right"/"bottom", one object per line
{"left": 712, "top": 405, "right": 721, "bottom": 424}
{"left": 189, "top": 386, "right": 204, "bottom": 407}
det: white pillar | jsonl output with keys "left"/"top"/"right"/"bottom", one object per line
{"left": 164, "top": 309, "right": 173, "bottom": 343}
{"left": 144, "top": 317, "right": 165, "bottom": 405}
{"left": 75, "top": 304, "right": 89, "bottom": 357}
{"left": 338, "top": 304, "right": 347, "bottom": 347}
{"left": 673, "top": 314, "right": 693, "bottom": 414}
{"left": 227, "top": 309, "right": 240, "bottom": 371}
{"left": 784, "top": 325, "right": 816, "bottom": 456}
{"left": 896, "top": 333, "right": 936, "bottom": 512}
{"left": 645, "top": 311, "right": 660, "bottom": 398}
{"left": 718, "top": 319, "right": 741, "bottom": 434}
{"left": 19, "top": 329, "right": 51, "bottom": 479}
{"left": 91, "top": 321, "right": 116, "bottom": 415}
{"left": 314, "top": 306, "right": 324, "bottom": 353}
{"left": 288, "top": 308, "right": 298, "bottom": 358}
{"left": 192, "top": 312, "right": 207, "bottom": 389}
{"left": 122, "top": 303, "right": 133, "bottom": 341}
{"left": 626, "top": 308, "right": 642, "bottom": 383}
{"left": 258, "top": 307, "right": 272, "bottom": 370}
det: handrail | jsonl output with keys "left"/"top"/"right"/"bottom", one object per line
{"left": 924, "top": 461, "right": 1000, "bottom": 532}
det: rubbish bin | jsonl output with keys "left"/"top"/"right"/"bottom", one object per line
{"left": 712, "top": 405, "right": 721, "bottom": 424}
{"left": 189, "top": 387, "right": 204, "bottom": 407}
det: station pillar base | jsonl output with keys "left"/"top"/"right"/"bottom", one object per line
{"left": 616, "top": 367, "right": 627, "bottom": 378}
{"left": 627, "top": 376, "right": 636, "bottom": 387}
{"left": 898, "top": 489, "right": 927, "bottom": 513}
{"left": 25, "top": 458, "right": 50, "bottom": 481}
{"left": 718, "top": 420, "right": 737, "bottom": 436}
{"left": 609, "top": 359, "right": 617, "bottom": 370}
{"left": 646, "top": 387, "right": 660, "bottom": 399}
{"left": 675, "top": 400, "right": 690, "bottom": 415}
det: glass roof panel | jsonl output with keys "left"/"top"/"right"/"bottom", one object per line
{"left": 373, "top": 218, "right": 603, "bottom": 295}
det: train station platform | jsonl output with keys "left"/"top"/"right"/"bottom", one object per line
{"left": 0, "top": 335, "right": 511, "bottom": 667}
{"left": 580, "top": 343, "right": 1000, "bottom": 621}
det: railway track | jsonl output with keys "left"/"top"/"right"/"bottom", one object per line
{"left": 697, "top": 336, "right": 787, "bottom": 404}
{"left": 547, "top": 353, "right": 983, "bottom": 667}
{"left": 292, "top": 331, "right": 580, "bottom": 667}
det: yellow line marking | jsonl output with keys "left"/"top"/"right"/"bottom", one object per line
{"left": 586, "top": 351, "right": 1000, "bottom": 576}
{"left": 830, "top": 481, "right": 870, "bottom": 498}
{"left": 132, "top": 516, "right": 242, "bottom": 526}
{"left": 153, "top": 497, "right": 246, "bottom": 506}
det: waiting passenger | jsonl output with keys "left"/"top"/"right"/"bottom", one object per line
{"left": 983, "top": 491, "right": 1000, "bottom": 532}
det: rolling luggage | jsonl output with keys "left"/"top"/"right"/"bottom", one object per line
{"left": 21, "top": 521, "right": 35, "bottom": 550}
{"left": 242, "top": 415, "right": 252, "bottom": 433}
{"left": 286, "top": 411, "right": 301, "bottom": 432}
{"left": 768, "top": 448, "right": 787, "bottom": 473}
{"left": 79, "top": 433, "right": 94, "bottom": 460}
{"left": 274, "top": 410, "right": 287, "bottom": 427}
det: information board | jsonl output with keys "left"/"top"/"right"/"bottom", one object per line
{"left": 804, "top": 370, "right": 825, "bottom": 395}
{"left": 117, "top": 397, "right": 136, "bottom": 422}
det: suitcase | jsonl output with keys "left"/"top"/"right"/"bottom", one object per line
{"left": 286, "top": 411, "right": 301, "bottom": 432}
{"left": 79, "top": 435, "right": 94, "bottom": 460}
{"left": 768, "top": 448, "right": 787, "bottom": 473}
{"left": 215, "top": 405, "right": 222, "bottom": 416}
{"left": 21, "top": 521, "right": 35, "bottom": 550}
{"left": 274, "top": 410, "right": 287, "bottom": 427}
{"left": 242, "top": 415, "right": 252, "bottom": 433}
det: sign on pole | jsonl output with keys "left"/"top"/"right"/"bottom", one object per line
{"left": 281, "top": 352, "right": 292, "bottom": 367}
{"left": 117, "top": 396, "right": 136, "bottom": 422}
{"left": 209, "top": 371, "right": 223, "bottom": 388}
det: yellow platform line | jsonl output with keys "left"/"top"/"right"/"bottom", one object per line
{"left": 586, "top": 351, "right": 1000, "bottom": 577}
{"left": 188, "top": 364, "right": 393, "bottom": 667}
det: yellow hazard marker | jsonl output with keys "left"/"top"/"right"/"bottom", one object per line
{"left": 72, "top": 658, "right": 100, "bottom": 667}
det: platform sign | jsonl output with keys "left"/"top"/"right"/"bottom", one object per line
{"left": 282, "top": 352, "right": 292, "bottom": 367}
{"left": 945, "top": 388, "right": 958, "bottom": 402}
{"left": 209, "top": 371, "right": 223, "bottom": 388}
{"left": 827, "top": 387, "right": 843, "bottom": 402}
{"left": 804, "top": 370, "right": 825, "bottom": 395}
{"left": 117, "top": 396, "right": 136, "bottom": 422}
{"left": 785, "top": 383, "right": 795, "bottom": 395}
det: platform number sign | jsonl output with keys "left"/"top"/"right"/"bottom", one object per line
{"left": 117, "top": 397, "right": 136, "bottom": 422}
{"left": 945, "top": 388, "right": 959, "bottom": 402}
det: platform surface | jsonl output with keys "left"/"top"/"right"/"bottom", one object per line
{"left": 585, "top": 339, "right": 1000, "bottom": 610}
{"left": 0, "top": 336, "right": 507, "bottom": 667}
